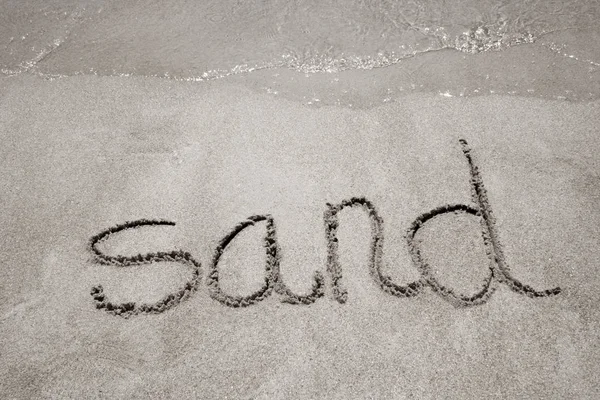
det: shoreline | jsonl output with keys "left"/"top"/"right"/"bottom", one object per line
{"left": 3, "top": 26, "right": 600, "bottom": 107}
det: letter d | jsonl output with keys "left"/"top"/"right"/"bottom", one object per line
{"left": 406, "top": 139, "right": 561, "bottom": 307}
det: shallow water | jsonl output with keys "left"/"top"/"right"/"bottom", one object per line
{"left": 1, "top": 0, "right": 599, "bottom": 106}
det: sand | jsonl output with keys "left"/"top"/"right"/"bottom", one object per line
{"left": 0, "top": 72, "right": 598, "bottom": 398}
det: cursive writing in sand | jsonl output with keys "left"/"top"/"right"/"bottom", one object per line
{"left": 88, "top": 139, "right": 561, "bottom": 317}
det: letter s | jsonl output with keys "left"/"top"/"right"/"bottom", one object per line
{"left": 89, "top": 219, "right": 202, "bottom": 317}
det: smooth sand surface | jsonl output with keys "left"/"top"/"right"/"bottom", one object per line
{"left": 1, "top": 74, "right": 599, "bottom": 398}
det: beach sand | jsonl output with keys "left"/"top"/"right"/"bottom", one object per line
{"left": 1, "top": 73, "right": 599, "bottom": 398}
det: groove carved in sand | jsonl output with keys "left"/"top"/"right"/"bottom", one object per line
{"left": 207, "top": 214, "right": 325, "bottom": 307}
{"left": 89, "top": 219, "right": 202, "bottom": 318}
{"left": 88, "top": 140, "right": 561, "bottom": 317}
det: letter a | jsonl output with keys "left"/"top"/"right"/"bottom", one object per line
{"left": 208, "top": 214, "right": 324, "bottom": 308}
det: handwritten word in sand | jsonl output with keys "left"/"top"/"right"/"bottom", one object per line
{"left": 88, "top": 139, "right": 561, "bottom": 317}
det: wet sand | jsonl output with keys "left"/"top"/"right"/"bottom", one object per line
{"left": 1, "top": 73, "right": 599, "bottom": 398}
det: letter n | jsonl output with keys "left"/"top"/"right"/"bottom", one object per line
{"left": 324, "top": 197, "right": 423, "bottom": 303}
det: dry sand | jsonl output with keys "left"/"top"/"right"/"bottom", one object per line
{"left": 1, "top": 74, "right": 599, "bottom": 398}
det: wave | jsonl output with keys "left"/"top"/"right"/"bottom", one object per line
{"left": 1, "top": 0, "right": 598, "bottom": 102}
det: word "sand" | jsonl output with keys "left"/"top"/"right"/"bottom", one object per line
{"left": 88, "top": 139, "right": 561, "bottom": 318}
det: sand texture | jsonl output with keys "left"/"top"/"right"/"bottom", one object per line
{"left": 1, "top": 75, "right": 599, "bottom": 398}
